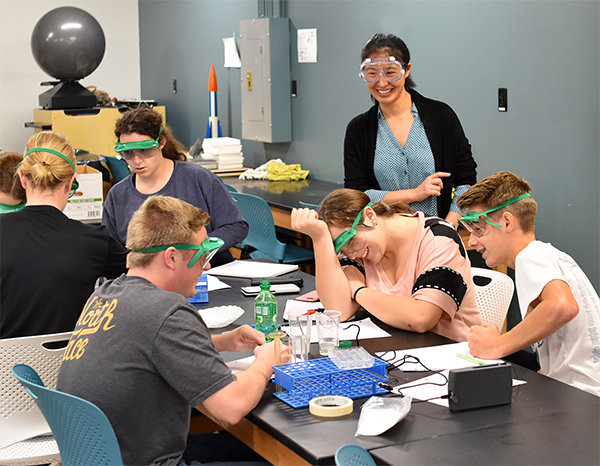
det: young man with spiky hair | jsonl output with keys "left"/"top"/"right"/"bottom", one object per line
{"left": 457, "top": 171, "right": 600, "bottom": 396}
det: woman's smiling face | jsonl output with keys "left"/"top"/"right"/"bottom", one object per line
{"left": 365, "top": 54, "right": 410, "bottom": 105}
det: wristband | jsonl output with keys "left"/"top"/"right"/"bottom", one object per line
{"left": 353, "top": 286, "right": 367, "bottom": 301}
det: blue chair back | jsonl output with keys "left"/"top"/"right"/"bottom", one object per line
{"left": 335, "top": 444, "right": 376, "bottom": 466}
{"left": 104, "top": 156, "right": 130, "bottom": 184}
{"left": 230, "top": 192, "right": 313, "bottom": 264}
{"left": 225, "top": 184, "right": 238, "bottom": 193}
{"left": 11, "top": 364, "right": 123, "bottom": 466}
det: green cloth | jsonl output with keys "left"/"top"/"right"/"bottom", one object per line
{"left": 0, "top": 202, "right": 25, "bottom": 214}
{"left": 267, "top": 162, "right": 309, "bottom": 181}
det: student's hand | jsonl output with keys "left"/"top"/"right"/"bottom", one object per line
{"left": 468, "top": 323, "right": 503, "bottom": 359}
{"left": 291, "top": 208, "right": 328, "bottom": 239}
{"left": 254, "top": 339, "right": 291, "bottom": 368}
{"left": 414, "top": 172, "right": 451, "bottom": 201}
{"left": 217, "top": 325, "right": 265, "bottom": 352}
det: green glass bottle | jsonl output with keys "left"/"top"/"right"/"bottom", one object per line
{"left": 254, "top": 280, "right": 278, "bottom": 341}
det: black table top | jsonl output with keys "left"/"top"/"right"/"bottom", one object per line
{"left": 196, "top": 267, "right": 600, "bottom": 465}
{"left": 224, "top": 178, "right": 343, "bottom": 212}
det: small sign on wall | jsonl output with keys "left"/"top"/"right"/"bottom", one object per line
{"left": 298, "top": 28, "right": 317, "bottom": 63}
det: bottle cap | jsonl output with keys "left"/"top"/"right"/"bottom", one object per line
{"left": 339, "top": 340, "right": 352, "bottom": 348}
{"left": 261, "top": 280, "right": 271, "bottom": 289}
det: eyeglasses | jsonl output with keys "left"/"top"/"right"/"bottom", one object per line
{"left": 132, "top": 236, "right": 224, "bottom": 269}
{"left": 114, "top": 128, "right": 162, "bottom": 160}
{"left": 333, "top": 202, "right": 373, "bottom": 254}
{"left": 359, "top": 56, "right": 406, "bottom": 83}
{"left": 458, "top": 193, "right": 532, "bottom": 237}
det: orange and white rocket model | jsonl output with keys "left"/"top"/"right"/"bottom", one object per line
{"left": 206, "top": 64, "right": 223, "bottom": 138}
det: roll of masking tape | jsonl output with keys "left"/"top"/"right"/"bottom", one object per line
{"left": 309, "top": 396, "right": 353, "bottom": 417}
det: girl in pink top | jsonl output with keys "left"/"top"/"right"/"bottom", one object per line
{"left": 291, "top": 189, "right": 480, "bottom": 341}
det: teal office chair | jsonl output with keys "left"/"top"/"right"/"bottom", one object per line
{"left": 103, "top": 155, "right": 130, "bottom": 184}
{"left": 0, "top": 332, "right": 71, "bottom": 465}
{"left": 335, "top": 444, "right": 376, "bottom": 466}
{"left": 225, "top": 184, "right": 238, "bottom": 193}
{"left": 230, "top": 192, "right": 314, "bottom": 264}
{"left": 11, "top": 364, "right": 123, "bottom": 466}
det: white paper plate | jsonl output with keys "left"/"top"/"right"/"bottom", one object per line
{"left": 198, "top": 305, "right": 245, "bottom": 328}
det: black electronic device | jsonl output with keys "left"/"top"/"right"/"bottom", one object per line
{"left": 448, "top": 363, "right": 513, "bottom": 411}
{"left": 250, "top": 277, "right": 304, "bottom": 287}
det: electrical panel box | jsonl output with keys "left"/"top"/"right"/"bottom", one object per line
{"left": 240, "top": 18, "right": 291, "bottom": 143}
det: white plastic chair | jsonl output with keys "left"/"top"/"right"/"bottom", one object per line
{"left": 0, "top": 332, "right": 72, "bottom": 465}
{"left": 472, "top": 267, "right": 515, "bottom": 330}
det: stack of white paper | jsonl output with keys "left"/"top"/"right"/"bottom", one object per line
{"left": 202, "top": 137, "right": 244, "bottom": 169}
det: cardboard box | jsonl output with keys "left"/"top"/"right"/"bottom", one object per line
{"left": 64, "top": 165, "right": 103, "bottom": 223}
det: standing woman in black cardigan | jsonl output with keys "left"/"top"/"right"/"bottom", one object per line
{"left": 344, "top": 33, "right": 477, "bottom": 225}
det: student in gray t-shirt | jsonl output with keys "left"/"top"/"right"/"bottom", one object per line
{"left": 58, "top": 196, "right": 289, "bottom": 465}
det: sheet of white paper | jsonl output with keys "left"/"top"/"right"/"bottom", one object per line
{"left": 283, "top": 299, "right": 323, "bottom": 320}
{"left": 339, "top": 318, "right": 391, "bottom": 340}
{"left": 376, "top": 341, "right": 505, "bottom": 372}
{"left": 206, "top": 260, "right": 298, "bottom": 278}
{"left": 206, "top": 274, "right": 231, "bottom": 291}
{"left": 297, "top": 28, "right": 317, "bottom": 63}
{"left": 393, "top": 370, "right": 527, "bottom": 407}
{"left": 226, "top": 355, "right": 255, "bottom": 373}
{"left": 223, "top": 36, "right": 241, "bottom": 68}
{"left": 281, "top": 317, "right": 391, "bottom": 344}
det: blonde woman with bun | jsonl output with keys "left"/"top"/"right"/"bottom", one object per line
{"left": 0, "top": 131, "right": 127, "bottom": 338}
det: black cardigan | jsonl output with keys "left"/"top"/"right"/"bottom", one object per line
{"left": 343, "top": 89, "right": 477, "bottom": 218}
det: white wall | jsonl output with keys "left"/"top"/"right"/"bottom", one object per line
{"left": 0, "top": 0, "right": 141, "bottom": 153}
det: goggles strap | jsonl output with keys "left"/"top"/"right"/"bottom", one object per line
{"left": 24, "top": 148, "right": 76, "bottom": 173}
{"left": 460, "top": 193, "right": 532, "bottom": 226}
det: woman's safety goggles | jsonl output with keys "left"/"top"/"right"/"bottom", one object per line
{"left": 132, "top": 236, "right": 224, "bottom": 268}
{"left": 458, "top": 193, "right": 531, "bottom": 237}
{"left": 23, "top": 147, "right": 79, "bottom": 197}
{"left": 114, "top": 128, "right": 162, "bottom": 158}
{"left": 333, "top": 202, "right": 373, "bottom": 254}
{"left": 359, "top": 57, "right": 406, "bottom": 83}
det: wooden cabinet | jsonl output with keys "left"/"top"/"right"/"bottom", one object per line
{"left": 31, "top": 106, "right": 166, "bottom": 156}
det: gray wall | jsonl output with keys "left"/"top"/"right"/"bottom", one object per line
{"left": 139, "top": 0, "right": 600, "bottom": 291}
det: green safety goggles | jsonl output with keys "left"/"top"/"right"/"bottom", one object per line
{"left": 114, "top": 128, "right": 162, "bottom": 154}
{"left": 132, "top": 236, "right": 224, "bottom": 268}
{"left": 333, "top": 202, "right": 373, "bottom": 254}
{"left": 23, "top": 148, "right": 79, "bottom": 195}
{"left": 458, "top": 193, "right": 531, "bottom": 236}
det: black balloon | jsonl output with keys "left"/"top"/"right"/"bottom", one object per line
{"left": 31, "top": 6, "right": 105, "bottom": 81}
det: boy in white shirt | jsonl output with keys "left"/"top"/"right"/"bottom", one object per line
{"left": 457, "top": 171, "right": 600, "bottom": 396}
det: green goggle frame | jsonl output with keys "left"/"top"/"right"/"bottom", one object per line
{"left": 132, "top": 236, "right": 224, "bottom": 268}
{"left": 23, "top": 148, "right": 79, "bottom": 193}
{"left": 333, "top": 202, "right": 373, "bottom": 254}
{"left": 114, "top": 128, "right": 162, "bottom": 153}
{"left": 458, "top": 193, "right": 532, "bottom": 228}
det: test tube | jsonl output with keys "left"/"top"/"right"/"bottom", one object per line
{"left": 267, "top": 331, "right": 287, "bottom": 393}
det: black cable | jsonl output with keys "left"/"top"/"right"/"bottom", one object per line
{"left": 339, "top": 323, "right": 361, "bottom": 346}
{"left": 376, "top": 349, "right": 449, "bottom": 395}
